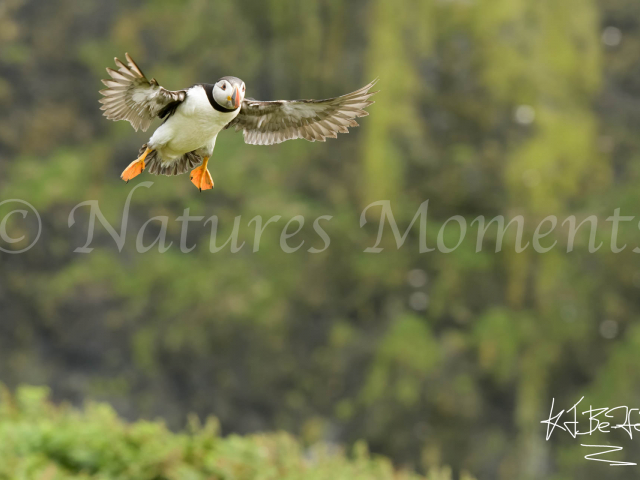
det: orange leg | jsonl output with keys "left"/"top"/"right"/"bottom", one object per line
{"left": 121, "top": 147, "right": 152, "bottom": 182}
{"left": 190, "top": 157, "right": 214, "bottom": 191}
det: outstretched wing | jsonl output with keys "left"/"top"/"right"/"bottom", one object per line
{"left": 99, "top": 53, "right": 187, "bottom": 132}
{"left": 226, "top": 80, "right": 379, "bottom": 145}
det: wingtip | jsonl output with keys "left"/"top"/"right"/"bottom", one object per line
{"left": 356, "top": 78, "right": 379, "bottom": 94}
{"left": 124, "top": 52, "right": 145, "bottom": 77}
{"left": 125, "top": 52, "right": 135, "bottom": 67}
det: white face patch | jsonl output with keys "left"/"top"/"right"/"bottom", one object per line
{"left": 210, "top": 78, "right": 245, "bottom": 110}
{"left": 213, "top": 80, "right": 232, "bottom": 108}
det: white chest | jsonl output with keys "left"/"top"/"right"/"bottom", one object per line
{"left": 149, "top": 86, "right": 239, "bottom": 159}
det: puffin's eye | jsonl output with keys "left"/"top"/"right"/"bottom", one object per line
{"left": 221, "top": 84, "right": 226, "bottom": 91}
{"left": 242, "top": 85, "right": 245, "bottom": 92}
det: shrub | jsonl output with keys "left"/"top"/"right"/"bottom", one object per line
{"left": 0, "top": 386, "right": 473, "bottom": 480}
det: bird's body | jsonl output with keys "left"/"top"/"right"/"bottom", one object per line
{"left": 99, "top": 53, "right": 378, "bottom": 190}
{"left": 143, "top": 85, "right": 239, "bottom": 176}
{"left": 150, "top": 85, "right": 235, "bottom": 160}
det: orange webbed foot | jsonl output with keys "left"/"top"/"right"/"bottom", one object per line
{"left": 190, "top": 158, "right": 214, "bottom": 191}
{"left": 121, "top": 148, "right": 152, "bottom": 182}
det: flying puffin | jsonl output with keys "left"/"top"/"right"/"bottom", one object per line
{"left": 99, "top": 53, "right": 378, "bottom": 191}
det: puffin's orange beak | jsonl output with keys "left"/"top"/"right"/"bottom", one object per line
{"left": 232, "top": 86, "right": 241, "bottom": 109}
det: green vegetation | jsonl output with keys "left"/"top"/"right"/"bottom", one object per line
{"left": 0, "top": 386, "right": 473, "bottom": 480}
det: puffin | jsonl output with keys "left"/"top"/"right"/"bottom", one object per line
{"left": 99, "top": 53, "right": 378, "bottom": 191}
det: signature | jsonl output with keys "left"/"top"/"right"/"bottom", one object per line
{"left": 541, "top": 397, "right": 640, "bottom": 466}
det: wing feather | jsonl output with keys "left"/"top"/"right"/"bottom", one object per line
{"left": 99, "top": 53, "right": 187, "bottom": 132}
{"left": 227, "top": 79, "right": 378, "bottom": 145}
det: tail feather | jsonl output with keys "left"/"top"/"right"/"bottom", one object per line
{"left": 140, "top": 144, "right": 203, "bottom": 176}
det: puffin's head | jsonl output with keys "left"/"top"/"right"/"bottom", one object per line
{"left": 212, "top": 76, "right": 245, "bottom": 110}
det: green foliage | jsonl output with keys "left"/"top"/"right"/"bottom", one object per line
{"left": 0, "top": 386, "right": 469, "bottom": 480}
